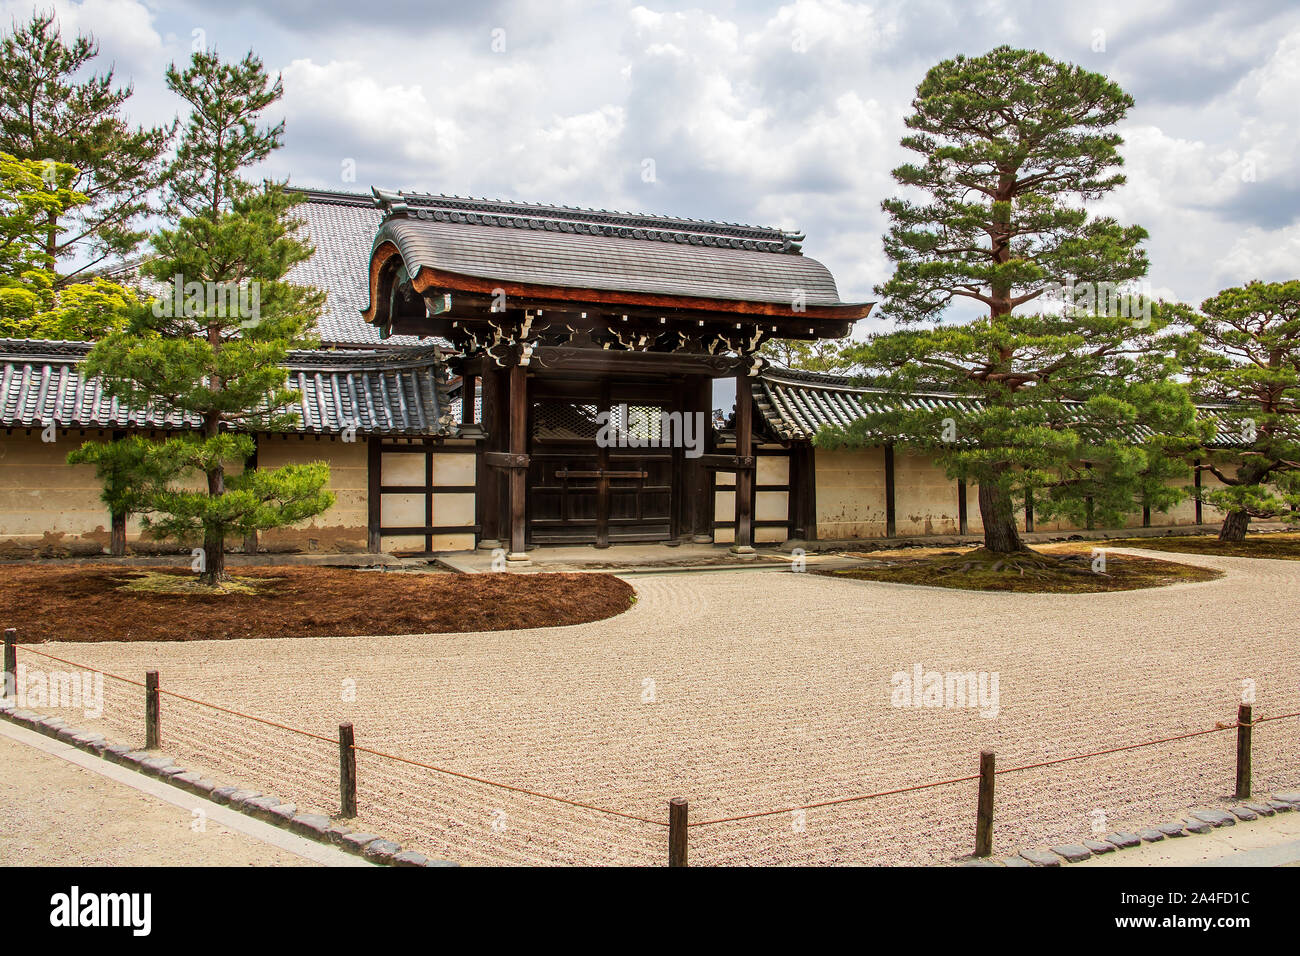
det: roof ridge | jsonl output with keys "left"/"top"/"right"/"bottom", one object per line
{"left": 0, "top": 338, "right": 445, "bottom": 371}
{"left": 372, "top": 187, "right": 806, "bottom": 254}
{"left": 287, "top": 185, "right": 378, "bottom": 207}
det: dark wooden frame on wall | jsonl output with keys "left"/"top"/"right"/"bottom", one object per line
{"left": 477, "top": 362, "right": 507, "bottom": 546}
{"left": 788, "top": 442, "right": 817, "bottom": 541}
{"left": 884, "top": 444, "right": 896, "bottom": 538}
{"left": 368, "top": 437, "right": 479, "bottom": 554}
{"left": 367, "top": 437, "right": 382, "bottom": 552}
{"left": 243, "top": 437, "right": 260, "bottom": 555}
{"left": 711, "top": 447, "right": 794, "bottom": 537}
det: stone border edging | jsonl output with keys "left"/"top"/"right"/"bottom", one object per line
{"left": 964, "top": 794, "right": 1300, "bottom": 867}
{"left": 0, "top": 699, "right": 458, "bottom": 868}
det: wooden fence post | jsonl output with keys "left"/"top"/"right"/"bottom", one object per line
{"left": 668, "top": 797, "right": 688, "bottom": 867}
{"left": 975, "top": 750, "right": 995, "bottom": 857}
{"left": 339, "top": 722, "right": 357, "bottom": 817}
{"left": 1235, "top": 704, "right": 1252, "bottom": 800}
{"left": 145, "top": 671, "right": 160, "bottom": 749}
{"left": 3, "top": 628, "right": 15, "bottom": 697}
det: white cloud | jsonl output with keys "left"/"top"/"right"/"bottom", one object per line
{"left": 8, "top": 0, "right": 1300, "bottom": 309}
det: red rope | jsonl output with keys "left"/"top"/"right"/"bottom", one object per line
{"left": 10, "top": 641, "right": 1300, "bottom": 834}
{"left": 350, "top": 743, "right": 668, "bottom": 827}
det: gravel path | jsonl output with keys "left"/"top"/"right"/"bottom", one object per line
{"left": 10, "top": 548, "right": 1300, "bottom": 866}
{"left": 0, "top": 731, "right": 318, "bottom": 866}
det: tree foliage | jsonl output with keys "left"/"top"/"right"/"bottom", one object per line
{"left": 1176, "top": 280, "right": 1300, "bottom": 540}
{"left": 878, "top": 46, "right": 1148, "bottom": 325}
{"left": 822, "top": 308, "right": 1201, "bottom": 538}
{"left": 72, "top": 49, "right": 330, "bottom": 581}
{"left": 0, "top": 151, "right": 136, "bottom": 337}
{"left": 760, "top": 335, "right": 857, "bottom": 374}
{"left": 0, "top": 11, "right": 173, "bottom": 283}
{"left": 826, "top": 47, "right": 1190, "bottom": 553}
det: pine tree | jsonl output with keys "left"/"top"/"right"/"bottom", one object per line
{"left": 71, "top": 49, "right": 332, "bottom": 582}
{"left": 0, "top": 11, "right": 173, "bottom": 284}
{"left": 760, "top": 335, "right": 857, "bottom": 374}
{"left": 826, "top": 47, "right": 1196, "bottom": 556}
{"left": 1178, "top": 280, "right": 1300, "bottom": 541}
{"left": 0, "top": 150, "right": 138, "bottom": 338}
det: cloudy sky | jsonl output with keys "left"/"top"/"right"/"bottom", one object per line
{"left": 8, "top": 0, "right": 1300, "bottom": 333}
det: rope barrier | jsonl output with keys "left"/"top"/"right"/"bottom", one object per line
{"left": 350, "top": 743, "right": 668, "bottom": 827}
{"left": 155, "top": 688, "right": 339, "bottom": 745}
{"left": 8, "top": 641, "right": 1300, "bottom": 837}
{"left": 9, "top": 644, "right": 144, "bottom": 687}
{"left": 9, "top": 642, "right": 659, "bottom": 826}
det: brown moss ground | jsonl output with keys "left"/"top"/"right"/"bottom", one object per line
{"left": 827, "top": 546, "right": 1221, "bottom": 593}
{"left": 1097, "top": 531, "right": 1300, "bottom": 560}
{"left": 0, "top": 565, "right": 635, "bottom": 642}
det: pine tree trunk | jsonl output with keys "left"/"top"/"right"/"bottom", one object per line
{"left": 110, "top": 511, "right": 126, "bottom": 557}
{"left": 201, "top": 527, "right": 226, "bottom": 584}
{"left": 200, "top": 462, "right": 228, "bottom": 585}
{"left": 1218, "top": 509, "right": 1250, "bottom": 543}
{"left": 978, "top": 481, "right": 1026, "bottom": 553}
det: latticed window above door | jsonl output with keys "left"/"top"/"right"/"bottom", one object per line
{"left": 615, "top": 404, "right": 664, "bottom": 442}
{"left": 532, "top": 400, "right": 600, "bottom": 440}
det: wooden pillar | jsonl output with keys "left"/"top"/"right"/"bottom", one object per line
{"left": 477, "top": 363, "right": 503, "bottom": 548}
{"left": 884, "top": 444, "right": 896, "bottom": 537}
{"left": 677, "top": 376, "right": 712, "bottom": 542}
{"left": 3, "top": 628, "right": 16, "bottom": 698}
{"left": 788, "top": 441, "right": 817, "bottom": 542}
{"left": 595, "top": 378, "right": 611, "bottom": 549}
{"left": 957, "top": 478, "right": 968, "bottom": 536}
{"left": 460, "top": 374, "right": 476, "bottom": 426}
{"left": 668, "top": 797, "right": 688, "bottom": 867}
{"left": 339, "top": 722, "right": 357, "bottom": 817}
{"left": 732, "top": 373, "right": 754, "bottom": 553}
{"left": 367, "top": 436, "right": 382, "bottom": 553}
{"left": 507, "top": 363, "right": 528, "bottom": 558}
{"left": 424, "top": 441, "right": 435, "bottom": 554}
{"left": 1235, "top": 704, "right": 1252, "bottom": 800}
{"left": 1194, "top": 459, "right": 1203, "bottom": 524}
{"left": 243, "top": 437, "right": 259, "bottom": 556}
{"left": 974, "top": 750, "right": 995, "bottom": 857}
{"left": 145, "top": 671, "right": 160, "bottom": 749}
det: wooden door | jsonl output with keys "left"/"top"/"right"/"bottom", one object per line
{"left": 527, "top": 383, "right": 677, "bottom": 546}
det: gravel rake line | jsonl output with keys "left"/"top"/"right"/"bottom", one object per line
{"left": 353, "top": 758, "right": 660, "bottom": 866}
{"left": 9, "top": 638, "right": 1300, "bottom": 865}
{"left": 686, "top": 713, "right": 1299, "bottom": 828}
{"left": 350, "top": 741, "right": 669, "bottom": 828}
{"left": 162, "top": 703, "right": 339, "bottom": 811}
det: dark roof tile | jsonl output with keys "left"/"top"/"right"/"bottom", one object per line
{"left": 757, "top": 366, "right": 1249, "bottom": 447}
{"left": 0, "top": 338, "right": 452, "bottom": 436}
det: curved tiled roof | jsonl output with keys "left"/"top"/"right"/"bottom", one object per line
{"left": 373, "top": 214, "right": 844, "bottom": 308}
{"left": 93, "top": 189, "right": 438, "bottom": 349}
{"left": 756, "top": 366, "right": 1251, "bottom": 447}
{"left": 0, "top": 338, "right": 451, "bottom": 436}
{"left": 366, "top": 187, "right": 862, "bottom": 312}
{"left": 287, "top": 191, "right": 433, "bottom": 347}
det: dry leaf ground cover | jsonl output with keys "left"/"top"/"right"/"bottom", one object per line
{"left": 830, "top": 545, "right": 1222, "bottom": 593}
{"left": 0, "top": 565, "right": 635, "bottom": 641}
